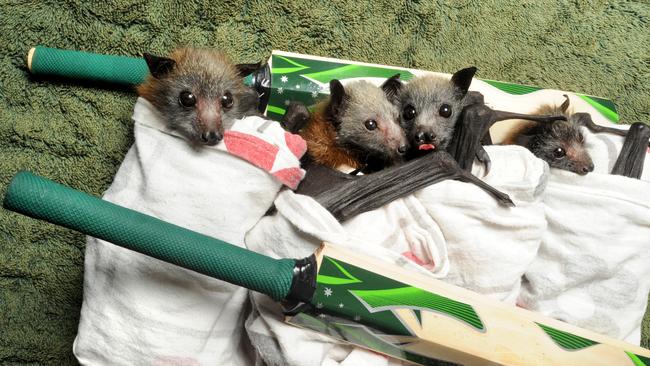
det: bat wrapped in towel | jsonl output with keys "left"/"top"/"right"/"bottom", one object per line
{"left": 3, "top": 171, "right": 650, "bottom": 366}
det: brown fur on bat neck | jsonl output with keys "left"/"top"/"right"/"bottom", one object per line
{"left": 291, "top": 78, "right": 409, "bottom": 174}
{"left": 299, "top": 102, "right": 364, "bottom": 171}
{"left": 279, "top": 81, "right": 515, "bottom": 221}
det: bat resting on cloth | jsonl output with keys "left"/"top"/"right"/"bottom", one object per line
{"left": 446, "top": 91, "right": 567, "bottom": 172}
{"left": 282, "top": 102, "right": 515, "bottom": 222}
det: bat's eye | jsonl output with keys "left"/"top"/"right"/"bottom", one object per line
{"left": 553, "top": 147, "right": 566, "bottom": 159}
{"left": 439, "top": 104, "right": 452, "bottom": 118}
{"left": 403, "top": 105, "right": 416, "bottom": 121}
{"left": 221, "top": 92, "right": 234, "bottom": 109}
{"left": 364, "top": 119, "right": 377, "bottom": 131}
{"left": 578, "top": 133, "right": 585, "bottom": 143}
{"left": 179, "top": 91, "right": 196, "bottom": 107}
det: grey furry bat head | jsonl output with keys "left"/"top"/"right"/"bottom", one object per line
{"left": 382, "top": 67, "right": 477, "bottom": 153}
{"left": 327, "top": 77, "right": 409, "bottom": 169}
{"left": 137, "top": 48, "right": 260, "bottom": 146}
{"left": 519, "top": 97, "right": 594, "bottom": 175}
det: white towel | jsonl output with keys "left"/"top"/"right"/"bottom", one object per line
{"left": 244, "top": 145, "right": 548, "bottom": 365}
{"left": 519, "top": 127, "right": 650, "bottom": 345}
{"left": 74, "top": 97, "right": 305, "bottom": 365}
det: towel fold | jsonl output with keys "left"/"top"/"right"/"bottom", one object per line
{"left": 519, "top": 126, "right": 650, "bottom": 345}
{"left": 74, "top": 98, "right": 305, "bottom": 365}
{"left": 245, "top": 145, "right": 548, "bottom": 365}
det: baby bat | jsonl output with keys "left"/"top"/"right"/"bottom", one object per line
{"left": 505, "top": 96, "right": 594, "bottom": 175}
{"left": 296, "top": 78, "right": 410, "bottom": 174}
{"left": 448, "top": 91, "right": 568, "bottom": 172}
{"left": 382, "top": 67, "right": 478, "bottom": 156}
{"left": 137, "top": 48, "right": 261, "bottom": 146}
{"left": 382, "top": 68, "right": 567, "bottom": 172}
{"left": 281, "top": 78, "right": 514, "bottom": 221}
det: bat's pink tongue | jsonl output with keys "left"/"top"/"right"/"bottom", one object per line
{"left": 418, "top": 144, "right": 436, "bottom": 151}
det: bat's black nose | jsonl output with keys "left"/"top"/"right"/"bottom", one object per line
{"left": 415, "top": 131, "right": 436, "bottom": 144}
{"left": 201, "top": 131, "right": 223, "bottom": 146}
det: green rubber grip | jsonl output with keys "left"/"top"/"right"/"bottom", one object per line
{"left": 3, "top": 171, "right": 296, "bottom": 301}
{"left": 29, "top": 46, "right": 149, "bottom": 85}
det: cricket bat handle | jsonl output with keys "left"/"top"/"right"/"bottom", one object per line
{"left": 27, "top": 46, "right": 148, "bottom": 85}
{"left": 2, "top": 171, "right": 301, "bottom": 301}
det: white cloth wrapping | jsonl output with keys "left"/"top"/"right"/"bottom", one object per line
{"left": 74, "top": 98, "right": 305, "bottom": 365}
{"left": 519, "top": 127, "right": 650, "bottom": 345}
{"left": 245, "top": 145, "right": 548, "bottom": 365}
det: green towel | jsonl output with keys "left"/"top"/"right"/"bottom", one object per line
{"left": 0, "top": 1, "right": 648, "bottom": 364}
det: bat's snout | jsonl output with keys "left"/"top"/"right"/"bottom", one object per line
{"left": 200, "top": 131, "right": 223, "bottom": 146}
{"left": 579, "top": 162, "right": 595, "bottom": 175}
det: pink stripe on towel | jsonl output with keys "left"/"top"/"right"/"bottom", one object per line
{"left": 224, "top": 131, "right": 279, "bottom": 172}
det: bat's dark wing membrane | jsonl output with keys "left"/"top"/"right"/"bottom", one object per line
{"left": 310, "top": 151, "right": 513, "bottom": 222}
{"left": 611, "top": 122, "right": 650, "bottom": 179}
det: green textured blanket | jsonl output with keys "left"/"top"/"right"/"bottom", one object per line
{"left": 0, "top": 1, "right": 648, "bottom": 364}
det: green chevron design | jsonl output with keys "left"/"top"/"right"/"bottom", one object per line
{"left": 578, "top": 94, "right": 620, "bottom": 123}
{"left": 482, "top": 79, "right": 542, "bottom": 95}
{"left": 536, "top": 323, "right": 599, "bottom": 351}
{"left": 413, "top": 309, "right": 422, "bottom": 326}
{"left": 317, "top": 257, "right": 362, "bottom": 285}
{"left": 626, "top": 352, "right": 650, "bottom": 366}
{"left": 313, "top": 257, "right": 411, "bottom": 336}
{"left": 272, "top": 55, "right": 310, "bottom": 74}
{"left": 350, "top": 286, "right": 484, "bottom": 330}
{"left": 312, "top": 257, "right": 483, "bottom": 338}
{"left": 267, "top": 52, "right": 620, "bottom": 128}
{"left": 303, "top": 64, "right": 415, "bottom": 83}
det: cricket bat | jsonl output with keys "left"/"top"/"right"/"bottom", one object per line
{"left": 3, "top": 171, "right": 649, "bottom": 365}
{"left": 25, "top": 46, "right": 622, "bottom": 141}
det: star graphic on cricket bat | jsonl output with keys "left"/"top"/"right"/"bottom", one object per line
{"left": 281, "top": 76, "right": 288, "bottom": 83}
{"left": 324, "top": 287, "right": 333, "bottom": 297}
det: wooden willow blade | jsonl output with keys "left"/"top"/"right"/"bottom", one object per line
{"left": 3, "top": 172, "right": 650, "bottom": 365}
{"left": 288, "top": 243, "right": 650, "bottom": 366}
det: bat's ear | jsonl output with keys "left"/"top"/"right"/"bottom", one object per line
{"left": 465, "top": 90, "right": 485, "bottom": 106}
{"left": 451, "top": 66, "right": 477, "bottom": 97}
{"left": 235, "top": 62, "right": 262, "bottom": 78}
{"left": 560, "top": 94, "right": 571, "bottom": 113}
{"left": 328, "top": 79, "right": 347, "bottom": 123}
{"left": 572, "top": 112, "right": 594, "bottom": 127}
{"left": 143, "top": 53, "right": 176, "bottom": 79}
{"left": 381, "top": 74, "right": 403, "bottom": 104}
